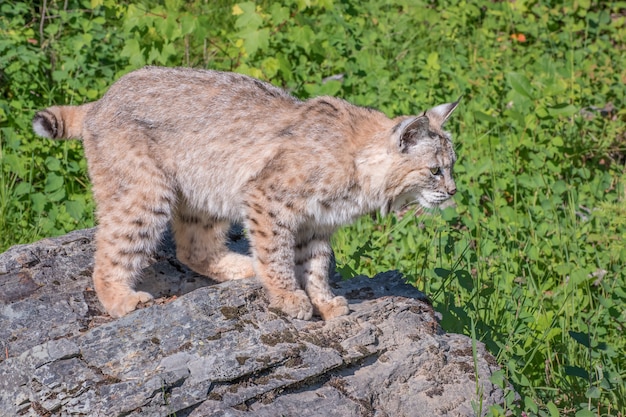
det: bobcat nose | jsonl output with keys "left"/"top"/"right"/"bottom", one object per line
{"left": 446, "top": 178, "right": 457, "bottom": 196}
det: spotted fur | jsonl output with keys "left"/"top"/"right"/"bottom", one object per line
{"left": 32, "top": 66, "right": 460, "bottom": 319}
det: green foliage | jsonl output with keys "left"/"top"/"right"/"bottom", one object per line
{"left": 332, "top": 1, "right": 626, "bottom": 415}
{"left": 1, "top": 0, "right": 624, "bottom": 415}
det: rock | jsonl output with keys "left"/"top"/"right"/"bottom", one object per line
{"left": 0, "top": 228, "right": 506, "bottom": 416}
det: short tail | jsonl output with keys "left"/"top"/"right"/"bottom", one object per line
{"left": 32, "top": 103, "right": 94, "bottom": 140}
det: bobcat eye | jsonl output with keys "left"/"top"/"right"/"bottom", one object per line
{"left": 429, "top": 167, "right": 442, "bottom": 176}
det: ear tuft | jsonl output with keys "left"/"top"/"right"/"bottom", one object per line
{"left": 425, "top": 97, "right": 461, "bottom": 126}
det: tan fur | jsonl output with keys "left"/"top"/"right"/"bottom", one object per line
{"left": 32, "top": 66, "right": 460, "bottom": 320}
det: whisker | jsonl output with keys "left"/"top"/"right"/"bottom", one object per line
{"left": 395, "top": 199, "right": 425, "bottom": 218}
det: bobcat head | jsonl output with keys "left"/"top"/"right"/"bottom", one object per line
{"left": 386, "top": 99, "right": 461, "bottom": 213}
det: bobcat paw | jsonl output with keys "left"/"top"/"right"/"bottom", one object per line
{"left": 101, "top": 290, "right": 153, "bottom": 318}
{"left": 180, "top": 252, "right": 256, "bottom": 282}
{"left": 315, "top": 296, "right": 350, "bottom": 320}
{"left": 214, "top": 253, "right": 256, "bottom": 280}
{"left": 270, "top": 289, "right": 313, "bottom": 320}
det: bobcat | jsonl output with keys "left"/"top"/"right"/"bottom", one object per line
{"left": 32, "top": 66, "right": 460, "bottom": 320}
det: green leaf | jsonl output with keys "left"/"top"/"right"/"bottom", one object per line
{"left": 158, "top": 15, "right": 182, "bottom": 41}
{"left": 160, "top": 43, "right": 177, "bottom": 63}
{"left": 147, "top": 47, "right": 161, "bottom": 64}
{"left": 291, "top": 25, "right": 315, "bottom": 53}
{"left": 2, "top": 154, "right": 27, "bottom": 177}
{"left": 614, "top": 286, "right": 626, "bottom": 299}
{"left": 546, "top": 401, "right": 559, "bottom": 417}
{"left": 516, "top": 373, "right": 531, "bottom": 386}
{"left": 30, "top": 192, "right": 47, "bottom": 214}
{"left": 44, "top": 173, "right": 64, "bottom": 193}
{"left": 548, "top": 103, "right": 578, "bottom": 117}
{"left": 426, "top": 52, "right": 440, "bottom": 71}
{"left": 276, "top": 53, "right": 293, "bottom": 81}
{"left": 1, "top": 128, "right": 20, "bottom": 150}
{"left": 507, "top": 72, "right": 533, "bottom": 99}
{"left": 261, "top": 57, "right": 280, "bottom": 78}
{"left": 45, "top": 157, "right": 61, "bottom": 171}
{"left": 569, "top": 269, "right": 589, "bottom": 286}
{"left": 235, "top": 2, "right": 262, "bottom": 30}
{"left": 473, "top": 111, "right": 497, "bottom": 123}
{"left": 317, "top": 80, "right": 342, "bottom": 96}
{"left": 317, "top": 0, "right": 335, "bottom": 9}
{"left": 480, "top": 287, "right": 495, "bottom": 296}
{"left": 269, "top": 3, "right": 290, "bottom": 24}
{"left": 565, "top": 365, "right": 589, "bottom": 379}
{"left": 435, "top": 267, "right": 451, "bottom": 278}
{"left": 179, "top": 14, "right": 196, "bottom": 35}
{"left": 120, "top": 38, "right": 145, "bottom": 67}
{"left": 120, "top": 38, "right": 141, "bottom": 58}
{"left": 441, "top": 206, "right": 457, "bottom": 221}
{"left": 524, "top": 396, "right": 539, "bottom": 414}
{"left": 47, "top": 187, "right": 66, "bottom": 202}
{"left": 552, "top": 136, "right": 564, "bottom": 146}
{"left": 585, "top": 386, "right": 601, "bottom": 399}
{"left": 44, "top": 22, "right": 60, "bottom": 36}
{"left": 164, "top": 0, "right": 181, "bottom": 11}
{"left": 240, "top": 28, "right": 269, "bottom": 56}
{"left": 65, "top": 200, "right": 85, "bottom": 221}
{"left": 454, "top": 270, "right": 473, "bottom": 290}
{"left": 13, "top": 182, "right": 33, "bottom": 197}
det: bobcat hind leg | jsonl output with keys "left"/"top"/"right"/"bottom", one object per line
{"left": 173, "top": 208, "right": 255, "bottom": 281}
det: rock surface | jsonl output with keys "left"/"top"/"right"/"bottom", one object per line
{"left": 0, "top": 228, "right": 505, "bottom": 416}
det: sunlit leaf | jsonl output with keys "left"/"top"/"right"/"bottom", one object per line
{"left": 507, "top": 72, "right": 533, "bottom": 99}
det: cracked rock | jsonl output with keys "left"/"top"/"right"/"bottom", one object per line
{"left": 0, "top": 228, "right": 507, "bottom": 416}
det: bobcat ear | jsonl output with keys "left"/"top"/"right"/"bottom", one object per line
{"left": 425, "top": 96, "right": 462, "bottom": 126}
{"left": 395, "top": 115, "right": 430, "bottom": 153}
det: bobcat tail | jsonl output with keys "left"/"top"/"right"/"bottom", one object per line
{"left": 32, "top": 103, "right": 94, "bottom": 140}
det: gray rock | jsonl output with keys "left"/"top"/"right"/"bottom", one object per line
{"left": 0, "top": 228, "right": 506, "bottom": 416}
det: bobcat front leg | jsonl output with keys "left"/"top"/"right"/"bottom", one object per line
{"left": 295, "top": 231, "right": 349, "bottom": 320}
{"left": 245, "top": 201, "right": 313, "bottom": 320}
